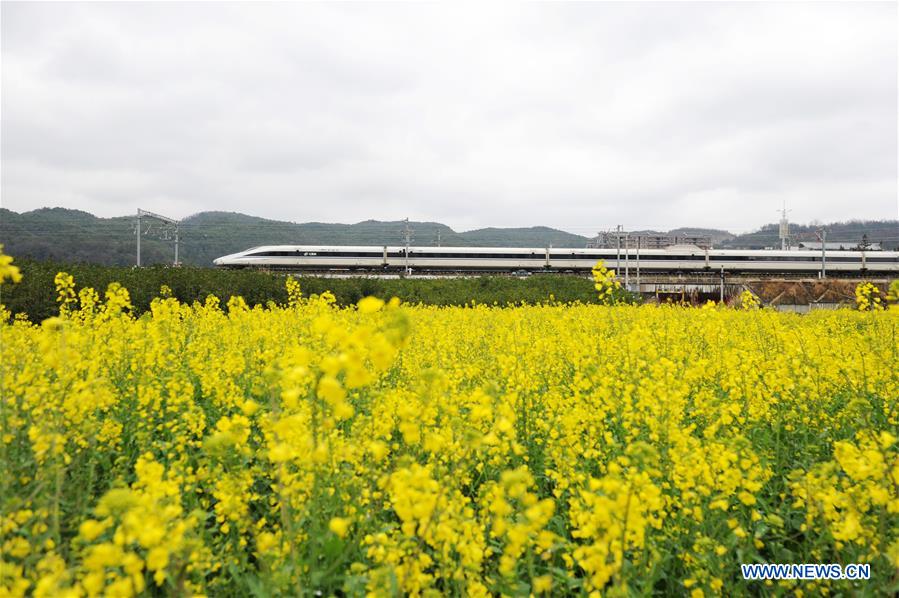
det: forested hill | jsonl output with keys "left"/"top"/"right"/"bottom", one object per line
{"left": 1, "top": 208, "right": 896, "bottom": 266}
{"left": 0, "top": 208, "right": 590, "bottom": 266}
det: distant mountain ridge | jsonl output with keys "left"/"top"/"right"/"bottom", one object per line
{"left": 1, "top": 207, "right": 896, "bottom": 266}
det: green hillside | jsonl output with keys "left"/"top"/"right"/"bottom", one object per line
{"left": 2, "top": 208, "right": 895, "bottom": 267}
{"left": 0, "top": 208, "right": 172, "bottom": 266}
{"left": 0, "top": 208, "right": 591, "bottom": 266}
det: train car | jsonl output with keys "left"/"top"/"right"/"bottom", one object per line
{"left": 706, "top": 248, "right": 898, "bottom": 274}
{"left": 533, "top": 246, "right": 898, "bottom": 274}
{"left": 214, "top": 245, "right": 899, "bottom": 275}
{"left": 214, "top": 246, "right": 390, "bottom": 270}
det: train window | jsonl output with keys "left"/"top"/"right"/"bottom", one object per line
{"left": 250, "top": 251, "right": 383, "bottom": 258}
{"left": 589, "top": 254, "right": 704, "bottom": 261}
{"left": 546, "top": 255, "right": 605, "bottom": 261}
{"left": 329, "top": 252, "right": 383, "bottom": 258}
{"left": 407, "top": 253, "right": 545, "bottom": 259}
{"left": 709, "top": 255, "right": 818, "bottom": 262}
{"left": 826, "top": 257, "right": 866, "bottom": 263}
{"left": 706, "top": 255, "right": 868, "bottom": 262}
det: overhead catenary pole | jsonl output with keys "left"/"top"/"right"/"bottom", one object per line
{"left": 136, "top": 210, "right": 141, "bottom": 267}
{"left": 861, "top": 235, "right": 867, "bottom": 271}
{"left": 616, "top": 225, "right": 622, "bottom": 279}
{"left": 402, "top": 218, "right": 413, "bottom": 275}
{"left": 635, "top": 236, "right": 640, "bottom": 291}
{"left": 720, "top": 265, "right": 725, "bottom": 303}
{"left": 778, "top": 201, "right": 791, "bottom": 250}
{"left": 624, "top": 232, "right": 630, "bottom": 289}
{"left": 136, "top": 208, "right": 181, "bottom": 267}
{"left": 814, "top": 228, "right": 827, "bottom": 278}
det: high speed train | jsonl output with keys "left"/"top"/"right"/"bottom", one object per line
{"left": 213, "top": 245, "right": 899, "bottom": 275}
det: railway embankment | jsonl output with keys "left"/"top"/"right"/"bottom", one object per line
{"left": 634, "top": 276, "right": 891, "bottom": 308}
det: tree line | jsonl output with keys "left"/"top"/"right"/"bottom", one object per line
{"left": 0, "top": 260, "right": 629, "bottom": 322}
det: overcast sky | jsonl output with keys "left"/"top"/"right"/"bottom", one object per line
{"left": 2, "top": 2, "right": 897, "bottom": 234}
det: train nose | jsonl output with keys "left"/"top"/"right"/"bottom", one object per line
{"left": 213, "top": 257, "right": 223, "bottom": 266}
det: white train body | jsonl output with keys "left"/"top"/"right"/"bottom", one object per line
{"left": 213, "top": 245, "right": 899, "bottom": 275}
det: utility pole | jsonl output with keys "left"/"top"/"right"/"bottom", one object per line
{"left": 402, "top": 218, "right": 414, "bottom": 276}
{"left": 436, "top": 230, "right": 442, "bottom": 247}
{"left": 778, "top": 201, "right": 791, "bottom": 250}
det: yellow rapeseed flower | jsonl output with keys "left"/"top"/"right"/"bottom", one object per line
{"left": 329, "top": 517, "right": 350, "bottom": 538}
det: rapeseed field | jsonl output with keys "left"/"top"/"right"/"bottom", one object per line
{"left": 1, "top": 252, "right": 898, "bottom": 596}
